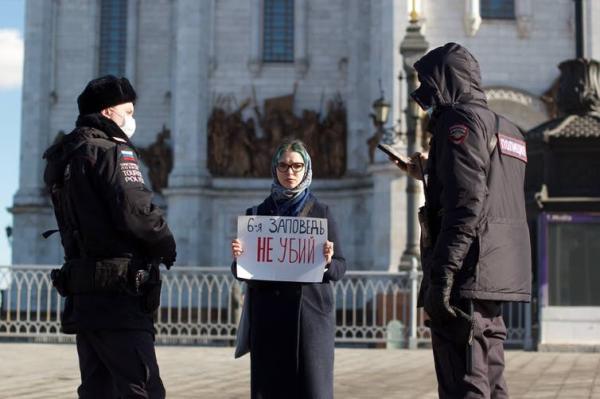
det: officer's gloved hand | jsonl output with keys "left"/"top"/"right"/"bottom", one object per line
{"left": 424, "top": 270, "right": 456, "bottom": 323}
{"left": 162, "top": 251, "right": 176, "bottom": 270}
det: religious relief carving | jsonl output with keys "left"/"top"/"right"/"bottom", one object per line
{"left": 207, "top": 92, "right": 347, "bottom": 178}
{"left": 138, "top": 126, "right": 173, "bottom": 194}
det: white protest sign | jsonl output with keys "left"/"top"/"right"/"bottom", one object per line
{"left": 236, "top": 215, "right": 328, "bottom": 283}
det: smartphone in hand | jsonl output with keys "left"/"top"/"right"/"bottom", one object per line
{"left": 377, "top": 143, "right": 410, "bottom": 169}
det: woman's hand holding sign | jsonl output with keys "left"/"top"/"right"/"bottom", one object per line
{"left": 323, "top": 240, "right": 334, "bottom": 264}
{"left": 232, "top": 238, "right": 243, "bottom": 259}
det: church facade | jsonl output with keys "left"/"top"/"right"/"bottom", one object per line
{"left": 12, "top": 0, "right": 590, "bottom": 270}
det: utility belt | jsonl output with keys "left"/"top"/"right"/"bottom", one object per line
{"left": 50, "top": 257, "right": 163, "bottom": 313}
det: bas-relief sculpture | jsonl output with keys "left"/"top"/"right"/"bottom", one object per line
{"left": 138, "top": 126, "right": 173, "bottom": 194}
{"left": 207, "top": 92, "right": 347, "bottom": 178}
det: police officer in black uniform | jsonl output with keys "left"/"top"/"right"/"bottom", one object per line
{"left": 43, "top": 75, "right": 176, "bottom": 398}
{"left": 399, "top": 43, "right": 532, "bottom": 398}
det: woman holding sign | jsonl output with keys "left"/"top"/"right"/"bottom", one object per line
{"left": 231, "top": 139, "right": 346, "bottom": 399}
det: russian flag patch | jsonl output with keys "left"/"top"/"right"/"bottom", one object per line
{"left": 120, "top": 150, "right": 136, "bottom": 162}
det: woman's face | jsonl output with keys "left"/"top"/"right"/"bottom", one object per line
{"left": 276, "top": 150, "right": 305, "bottom": 190}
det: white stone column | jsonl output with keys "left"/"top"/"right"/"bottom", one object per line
{"left": 208, "top": 0, "right": 217, "bottom": 75}
{"left": 248, "top": 0, "right": 263, "bottom": 75}
{"left": 585, "top": 0, "right": 599, "bottom": 59}
{"left": 11, "top": 0, "right": 60, "bottom": 264}
{"left": 125, "top": 0, "right": 140, "bottom": 83}
{"left": 368, "top": 164, "right": 406, "bottom": 271}
{"left": 294, "top": 0, "right": 308, "bottom": 77}
{"left": 463, "top": 0, "right": 482, "bottom": 37}
{"left": 515, "top": 0, "right": 533, "bottom": 39}
{"left": 345, "top": 0, "right": 371, "bottom": 174}
{"left": 373, "top": 0, "right": 404, "bottom": 149}
{"left": 15, "top": 0, "right": 53, "bottom": 208}
{"left": 165, "top": 0, "right": 211, "bottom": 266}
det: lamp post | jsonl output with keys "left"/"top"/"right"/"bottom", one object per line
{"left": 372, "top": 93, "right": 392, "bottom": 142}
{"left": 372, "top": 95, "right": 391, "bottom": 129}
{"left": 367, "top": 89, "right": 395, "bottom": 164}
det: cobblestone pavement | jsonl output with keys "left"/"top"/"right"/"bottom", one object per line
{"left": 1, "top": 344, "right": 600, "bottom": 398}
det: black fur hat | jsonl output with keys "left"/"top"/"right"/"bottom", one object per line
{"left": 77, "top": 75, "right": 137, "bottom": 115}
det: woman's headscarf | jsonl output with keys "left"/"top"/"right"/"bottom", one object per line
{"left": 270, "top": 140, "right": 313, "bottom": 216}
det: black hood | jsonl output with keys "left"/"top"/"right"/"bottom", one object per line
{"left": 43, "top": 113, "right": 133, "bottom": 187}
{"left": 411, "top": 42, "right": 487, "bottom": 111}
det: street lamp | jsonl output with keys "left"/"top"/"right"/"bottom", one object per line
{"left": 372, "top": 95, "right": 391, "bottom": 127}
{"left": 367, "top": 89, "right": 398, "bottom": 163}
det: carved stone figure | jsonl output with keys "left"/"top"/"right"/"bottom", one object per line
{"left": 138, "top": 126, "right": 173, "bottom": 193}
{"left": 207, "top": 92, "right": 347, "bottom": 178}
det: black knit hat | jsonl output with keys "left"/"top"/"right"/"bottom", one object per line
{"left": 77, "top": 75, "right": 137, "bottom": 115}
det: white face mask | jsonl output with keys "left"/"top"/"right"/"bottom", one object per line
{"left": 114, "top": 110, "right": 136, "bottom": 138}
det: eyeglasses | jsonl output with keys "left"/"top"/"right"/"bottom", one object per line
{"left": 276, "top": 162, "right": 305, "bottom": 173}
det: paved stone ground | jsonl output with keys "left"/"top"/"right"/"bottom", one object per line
{"left": 1, "top": 344, "right": 600, "bottom": 398}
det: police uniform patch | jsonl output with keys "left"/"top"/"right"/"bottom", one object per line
{"left": 120, "top": 162, "right": 145, "bottom": 184}
{"left": 498, "top": 133, "right": 527, "bottom": 162}
{"left": 448, "top": 124, "right": 469, "bottom": 144}
{"left": 120, "top": 150, "right": 137, "bottom": 163}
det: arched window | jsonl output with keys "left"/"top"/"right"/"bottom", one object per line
{"left": 263, "top": 0, "right": 294, "bottom": 63}
{"left": 481, "top": 0, "right": 514, "bottom": 20}
{"left": 98, "top": 0, "right": 128, "bottom": 76}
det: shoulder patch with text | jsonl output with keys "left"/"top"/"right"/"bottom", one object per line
{"left": 118, "top": 148, "right": 145, "bottom": 184}
{"left": 498, "top": 134, "right": 527, "bottom": 162}
{"left": 448, "top": 124, "right": 469, "bottom": 144}
{"left": 120, "top": 161, "right": 145, "bottom": 184}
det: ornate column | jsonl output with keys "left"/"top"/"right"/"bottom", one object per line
{"left": 11, "top": 0, "right": 59, "bottom": 264}
{"left": 125, "top": 0, "right": 140, "bottom": 84}
{"left": 515, "top": 0, "right": 533, "bottom": 39}
{"left": 247, "top": 0, "right": 263, "bottom": 75}
{"left": 399, "top": 9, "right": 428, "bottom": 268}
{"left": 345, "top": 0, "right": 371, "bottom": 174}
{"left": 366, "top": 0, "right": 407, "bottom": 271}
{"left": 165, "top": 0, "right": 211, "bottom": 265}
{"left": 294, "top": 0, "right": 309, "bottom": 77}
{"left": 463, "top": 0, "right": 482, "bottom": 37}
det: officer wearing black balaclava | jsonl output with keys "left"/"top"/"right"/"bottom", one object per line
{"left": 396, "top": 43, "right": 532, "bottom": 398}
{"left": 43, "top": 75, "right": 176, "bottom": 398}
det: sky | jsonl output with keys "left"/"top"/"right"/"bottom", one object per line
{"left": 0, "top": 0, "right": 25, "bottom": 264}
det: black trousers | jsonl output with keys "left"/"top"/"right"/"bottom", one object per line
{"left": 76, "top": 330, "right": 165, "bottom": 399}
{"left": 430, "top": 300, "right": 508, "bottom": 399}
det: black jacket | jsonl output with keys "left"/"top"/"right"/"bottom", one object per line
{"left": 232, "top": 195, "right": 346, "bottom": 399}
{"left": 413, "top": 43, "right": 531, "bottom": 303}
{"left": 43, "top": 113, "right": 176, "bottom": 332}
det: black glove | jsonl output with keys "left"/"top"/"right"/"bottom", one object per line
{"left": 162, "top": 251, "right": 176, "bottom": 270}
{"left": 424, "top": 270, "right": 456, "bottom": 322}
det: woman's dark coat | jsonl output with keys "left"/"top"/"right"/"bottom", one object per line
{"left": 232, "top": 195, "right": 346, "bottom": 399}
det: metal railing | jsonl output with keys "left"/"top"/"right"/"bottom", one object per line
{"left": 0, "top": 265, "right": 532, "bottom": 348}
